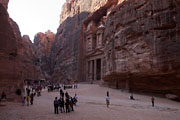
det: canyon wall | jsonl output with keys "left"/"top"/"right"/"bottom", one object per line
{"left": 103, "top": 0, "right": 180, "bottom": 96}
{"left": 0, "top": 2, "right": 25, "bottom": 101}
{"left": 0, "top": 1, "right": 42, "bottom": 101}
{"left": 33, "top": 30, "right": 55, "bottom": 81}
{"left": 50, "top": 0, "right": 117, "bottom": 83}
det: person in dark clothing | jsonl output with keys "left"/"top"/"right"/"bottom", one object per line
{"left": 26, "top": 88, "right": 30, "bottom": 96}
{"left": 54, "top": 97, "right": 59, "bottom": 114}
{"left": 65, "top": 97, "right": 70, "bottom": 113}
{"left": 130, "top": 94, "right": 135, "bottom": 100}
{"left": 60, "top": 89, "right": 63, "bottom": 97}
{"left": 151, "top": 96, "right": 155, "bottom": 107}
{"left": 65, "top": 92, "right": 69, "bottom": 98}
{"left": 107, "top": 91, "right": 109, "bottom": 97}
{"left": 59, "top": 97, "right": 65, "bottom": 113}
{"left": 30, "top": 93, "right": 34, "bottom": 105}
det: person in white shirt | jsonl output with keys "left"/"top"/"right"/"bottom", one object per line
{"left": 106, "top": 92, "right": 110, "bottom": 108}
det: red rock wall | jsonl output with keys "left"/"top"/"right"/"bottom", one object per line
{"left": 51, "top": 0, "right": 116, "bottom": 83}
{"left": 33, "top": 31, "right": 55, "bottom": 80}
{"left": 0, "top": 3, "right": 24, "bottom": 102}
{"left": 103, "top": 0, "right": 180, "bottom": 96}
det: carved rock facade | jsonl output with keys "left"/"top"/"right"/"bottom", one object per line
{"left": 102, "top": 0, "right": 180, "bottom": 95}
{"left": 50, "top": 0, "right": 117, "bottom": 83}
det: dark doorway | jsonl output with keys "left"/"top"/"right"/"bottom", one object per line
{"left": 96, "top": 59, "right": 101, "bottom": 80}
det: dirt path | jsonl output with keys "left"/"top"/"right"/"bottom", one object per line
{"left": 0, "top": 84, "right": 180, "bottom": 120}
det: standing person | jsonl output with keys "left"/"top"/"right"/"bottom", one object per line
{"left": 54, "top": 97, "right": 59, "bottom": 114}
{"left": 60, "top": 89, "right": 63, "bottom": 97}
{"left": 73, "top": 94, "right": 78, "bottom": 106}
{"left": 26, "top": 95, "right": 30, "bottom": 106}
{"left": 60, "top": 97, "right": 65, "bottom": 113}
{"left": 70, "top": 97, "right": 74, "bottom": 111}
{"left": 30, "top": 93, "right": 34, "bottom": 105}
{"left": 106, "top": 91, "right": 110, "bottom": 108}
{"left": 151, "top": 96, "right": 155, "bottom": 107}
{"left": 65, "top": 96, "right": 70, "bottom": 113}
{"left": 21, "top": 96, "right": 25, "bottom": 106}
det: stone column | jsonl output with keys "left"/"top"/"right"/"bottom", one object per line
{"left": 94, "top": 59, "right": 97, "bottom": 81}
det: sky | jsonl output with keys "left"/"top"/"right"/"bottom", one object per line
{"left": 8, "top": 0, "right": 66, "bottom": 42}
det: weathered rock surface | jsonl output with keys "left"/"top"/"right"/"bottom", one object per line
{"left": 60, "top": 0, "right": 110, "bottom": 24}
{"left": 33, "top": 30, "right": 55, "bottom": 80}
{"left": 0, "top": 2, "right": 41, "bottom": 102}
{"left": 0, "top": 0, "right": 9, "bottom": 9}
{"left": 0, "top": 3, "right": 24, "bottom": 101}
{"left": 51, "top": 0, "right": 117, "bottom": 83}
{"left": 103, "top": 0, "right": 180, "bottom": 96}
{"left": 22, "top": 35, "right": 41, "bottom": 81}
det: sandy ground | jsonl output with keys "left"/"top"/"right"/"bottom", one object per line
{"left": 0, "top": 84, "right": 180, "bottom": 120}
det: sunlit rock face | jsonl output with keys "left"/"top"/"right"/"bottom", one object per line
{"left": 103, "top": 0, "right": 180, "bottom": 96}
{"left": 33, "top": 30, "right": 55, "bottom": 80}
{"left": 60, "top": 0, "right": 110, "bottom": 24}
{"left": 0, "top": 3, "right": 24, "bottom": 102}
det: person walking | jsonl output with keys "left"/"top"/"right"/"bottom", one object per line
{"left": 54, "top": 97, "right": 59, "bottom": 114}
{"left": 106, "top": 91, "right": 110, "bottom": 108}
{"left": 151, "top": 96, "right": 155, "bottom": 107}
{"left": 30, "top": 93, "right": 34, "bottom": 105}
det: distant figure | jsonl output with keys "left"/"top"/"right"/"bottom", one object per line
{"left": 59, "top": 97, "right": 65, "bottom": 113}
{"left": 30, "top": 93, "right": 34, "bottom": 105}
{"left": 26, "top": 95, "right": 30, "bottom": 106}
{"left": 70, "top": 97, "right": 74, "bottom": 111}
{"left": 65, "top": 97, "right": 70, "bottom": 113}
{"left": 73, "top": 94, "right": 78, "bottom": 106}
{"left": 54, "top": 97, "right": 59, "bottom": 114}
{"left": 106, "top": 91, "right": 110, "bottom": 108}
{"left": 107, "top": 91, "right": 109, "bottom": 97}
{"left": 130, "top": 94, "right": 135, "bottom": 100}
{"left": 1, "top": 91, "right": 6, "bottom": 99}
{"left": 60, "top": 89, "right": 63, "bottom": 97}
{"left": 151, "top": 96, "right": 155, "bottom": 107}
{"left": 22, "top": 96, "right": 25, "bottom": 106}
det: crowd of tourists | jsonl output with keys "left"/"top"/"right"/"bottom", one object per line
{"left": 54, "top": 88, "right": 78, "bottom": 114}
{"left": 21, "top": 85, "right": 43, "bottom": 106}
{"left": 48, "top": 83, "right": 78, "bottom": 92}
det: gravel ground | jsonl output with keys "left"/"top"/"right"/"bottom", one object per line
{"left": 0, "top": 84, "right": 180, "bottom": 120}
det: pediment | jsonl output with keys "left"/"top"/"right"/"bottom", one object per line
{"left": 86, "top": 48, "right": 104, "bottom": 57}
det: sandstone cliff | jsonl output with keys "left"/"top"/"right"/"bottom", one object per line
{"left": 0, "top": 1, "right": 41, "bottom": 101}
{"left": 103, "top": 0, "right": 180, "bottom": 96}
{"left": 0, "top": 3, "right": 24, "bottom": 101}
{"left": 51, "top": 0, "right": 117, "bottom": 83}
{"left": 33, "top": 30, "right": 55, "bottom": 80}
